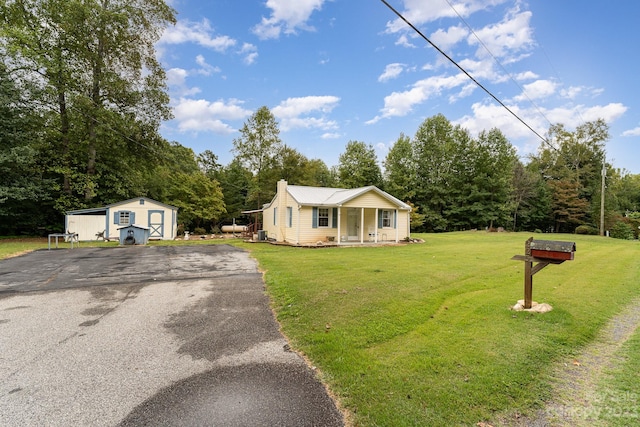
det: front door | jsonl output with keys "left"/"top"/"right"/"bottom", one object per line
{"left": 347, "top": 208, "right": 359, "bottom": 241}
{"left": 148, "top": 210, "right": 164, "bottom": 239}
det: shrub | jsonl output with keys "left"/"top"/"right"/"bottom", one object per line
{"left": 194, "top": 227, "right": 207, "bottom": 235}
{"left": 575, "top": 225, "right": 598, "bottom": 235}
{"left": 177, "top": 224, "right": 185, "bottom": 236}
{"left": 610, "top": 222, "right": 634, "bottom": 240}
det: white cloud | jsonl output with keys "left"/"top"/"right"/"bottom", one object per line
{"left": 622, "top": 127, "right": 640, "bottom": 137}
{"left": 514, "top": 79, "right": 557, "bottom": 102}
{"left": 455, "top": 101, "right": 628, "bottom": 155}
{"left": 272, "top": 95, "right": 340, "bottom": 131}
{"left": 395, "top": 34, "right": 416, "bottom": 48}
{"left": 385, "top": 0, "right": 509, "bottom": 34}
{"left": 579, "top": 103, "right": 627, "bottom": 123}
{"left": 515, "top": 71, "right": 538, "bottom": 81}
{"left": 239, "top": 43, "right": 258, "bottom": 65}
{"left": 253, "top": 0, "right": 326, "bottom": 40}
{"left": 160, "top": 19, "right": 236, "bottom": 52}
{"left": 368, "top": 73, "right": 468, "bottom": 123}
{"left": 321, "top": 132, "right": 341, "bottom": 139}
{"left": 378, "top": 63, "right": 406, "bottom": 82}
{"left": 194, "top": 55, "right": 221, "bottom": 76}
{"left": 172, "top": 98, "right": 252, "bottom": 134}
{"left": 469, "top": 11, "right": 534, "bottom": 60}
{"left": 166, "top": 68, "right": 201, "bottom": 97}
{"left": 430, "top": 25, "right": 468, "bottom": 51}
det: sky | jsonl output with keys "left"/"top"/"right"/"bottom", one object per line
{"left": 157, "top": 0, "right": 640, "bottom": 174}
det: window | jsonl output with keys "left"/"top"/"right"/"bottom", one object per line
{"left": 318, "top": 208, "right": 329, "bottom": 227}
{"left": 119, "top": 211, "right": 131, "bottom": 225}
{"left": 382, "top": 210, "right": 392, "bottom": 228}
{"left": 274, "top": 207, "right": 277, "bottom": 225}
{"left": 287, "top": 207, "right": 293, "bottom": 228}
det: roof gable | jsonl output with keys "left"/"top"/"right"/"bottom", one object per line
{"left": 106, "top": 197, "right": 177, "bottom": 211}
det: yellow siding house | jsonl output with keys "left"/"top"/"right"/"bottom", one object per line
{"left": 262, "top": 180, "right": 411, "bottom": 245}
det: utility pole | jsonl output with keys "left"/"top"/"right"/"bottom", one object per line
{"left": 600, "top": 160, "right": 606, "bottom": 236}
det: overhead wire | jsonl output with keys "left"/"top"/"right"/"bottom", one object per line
{"left": 379, "top": 0, "right": 552, "bottom": 148}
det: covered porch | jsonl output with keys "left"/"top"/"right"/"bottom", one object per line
{"left": 331, "top": 206, "right": 402, "bottom": 245}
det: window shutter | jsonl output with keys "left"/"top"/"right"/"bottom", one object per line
{"left": 312, "top": 207, "right": 318, "bottom": 228}
{"left": 287, "top": 207, "right": 292, "bottom": 228}
{"left": 274, "top": 208, "right": 277, "bottom": 226}
{"left": 113, "top": 211, "right": 119, "bottom": 225}
{"left": 332, "top": 208, "right": 337, "bottom": 228}
{"left": 130, "top": 212, "right": 136, "bottom": 224}
{"left": 394, "top": 210, "right": 397, "bottom": 228}
{"left": 378, "top": 211, "right": 383, "bottom": 228}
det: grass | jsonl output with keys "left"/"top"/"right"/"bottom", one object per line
{"left": 597, "top": 322, "right": 640, "bottom": 425}
{"left": 2, "top": 232, "right": 639, "bottom": 425}
{"left": 241, "top": 232, "right": 640, "bottom": 425}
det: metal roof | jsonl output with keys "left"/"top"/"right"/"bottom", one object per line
{"left": 285, "top": 185, "right": 411, "bottom": 210}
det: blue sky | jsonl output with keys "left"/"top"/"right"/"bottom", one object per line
{"left": 157, "top": 0, "right": 640, "bottom": 174}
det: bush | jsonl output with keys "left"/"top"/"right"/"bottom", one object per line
{"left": 610, "top": 222, "right": 634, "bottom": 240}
{"left": 193, "top": 227, "right": 207, "bottom": 235}
{"left": 575, "top": 225, "right": 598, "bottom": 235}
{"left": 177, "top": 224, "right": 185, "bottom": 236}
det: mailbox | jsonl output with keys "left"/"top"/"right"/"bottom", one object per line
{"left": 530, "top": 239, "right": 576, "bottom": 261}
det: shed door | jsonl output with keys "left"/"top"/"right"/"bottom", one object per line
{"left": 148, "top": 210, "right": 164, "bottom": 238}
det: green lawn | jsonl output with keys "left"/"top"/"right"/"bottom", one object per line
{"left": 242, "top": 232, "right": 640, "bottom": 426}
{"left": 2, "top": 232, "right": 639, "bottom": 425}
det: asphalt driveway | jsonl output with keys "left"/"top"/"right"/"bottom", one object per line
{"left": 0, "top": 245, "right": 343, "bottom": 426}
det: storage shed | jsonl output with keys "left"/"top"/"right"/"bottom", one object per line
{"left": 65, "top": 197, "right": 178, "bottom": 241}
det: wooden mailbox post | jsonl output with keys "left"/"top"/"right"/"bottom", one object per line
{"left": 511, "top": 237, "right": 576, "bottom": 309}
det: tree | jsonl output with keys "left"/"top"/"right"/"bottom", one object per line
{"left": 214, "top": 159, "right": 254, "bottom": 224}
{"left": 412, "top": 114, "right": 457, "bottom": 231}
{"left": 146, "top": 143, "right": 225, "bottom": 230}
{"left": 384, "top": 133, "right": 415, "bottom": 202}
{"left": 337, "top": 140, "right": 383, "bottom": 188}
{"left": 0, "top": 62, "right": 57, "bottom": 234}
{"left": 471, "top": 128, "right": 517, "bottom": 229}
{"left": 530, "top": 120, "right": 609, "bottom": 231}
{"left": 232, "top": 106, "right": 282, "bottom": 207}
{"left": 1, "top": 0, "right": 176, "bottom": 208}
{"left": 300, "top": 158, "right": 336, "bottom": 187}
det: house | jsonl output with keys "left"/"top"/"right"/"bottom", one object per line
{"left": 65, "top": 197, "right": 178, "bottom": 241}
{"left": 261, "top": 180, "right": 411, "bottom": 245}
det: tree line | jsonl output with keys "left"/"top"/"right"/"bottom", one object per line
{"left": 1, "top": 0, "right": 639, "bottom": 238}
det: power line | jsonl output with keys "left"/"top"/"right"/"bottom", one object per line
{"left": 380, "top": 0, "right": 550, "bottom": 147}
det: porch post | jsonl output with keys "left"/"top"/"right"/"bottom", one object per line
{"left": 360, "top": 208, "right": 364, "bottom": 243}
{"left": 395, "top": 208, "right": 399, "bottom": 242}
{"left": 337, "top": 206, "right": 341, "bottom": 246}
{"left": 375, "top": 208, "right": 379, "bottom": 243}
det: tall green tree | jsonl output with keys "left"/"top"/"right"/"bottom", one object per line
{"left": 530, "top": 120, "right": 609, "bottom": 231}
{"left": 413, "top": 114, "right": 457, "bottom": 231}
{"left": 384, "top": 133, "right": 415, "bottom": 202}
{"left": 1, "top": 0, "right": 176, "bottom": 208}
{"left": 232, "top": 106, "right": 282, "bottom": 207}
{"left": 146, "top": 143, "right": 226, "bottom": 230}
{"left": 337, "top": 140, "right": 383, "bottom": 188}
{"left": 470, "top": 128, "right": 517, "bottom": 229}
{"left": 0, "top": 62, "right": 57, "bottom": 234}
